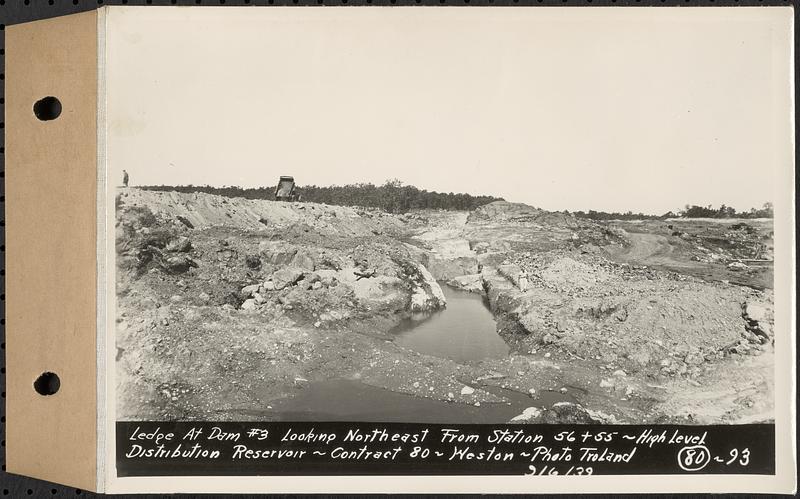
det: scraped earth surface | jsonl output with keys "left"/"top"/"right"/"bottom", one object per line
{"left": 116, "top": 191, "right": 775, "bottom": 424}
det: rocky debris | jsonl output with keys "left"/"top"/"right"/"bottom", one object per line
{"left": 476, "top": 371, "right": 506, "bottom": 381}
{"left": 166, "top": 236, "right": 192, "bottom": 253}
{"left": 239, "top": 284, "right": 261, "bottom": 299}
{"left": 498, "top": 264, "right": 523, "bottom": 287}
{"left": 116, "top": 189, "right": 774, "bottom": 425}
{"left": 117, "top": 188, "right": 409, "bottom": 237}
{"left": 483, "top": 246, "right": 757, "bottom": 374}
{"left": 259, "top": 241, "right": 298, "bottom": 266}
{"left": 584, "top": 408, "right": 620, "bottom": 424}
{"left": 468, "top": 201, "right": 579, "bottom": 229}
{"left": 727, "top": 261, "right": 749, "bottom": 271}
{"left": 509, "top": 402, "right": 601, "bottom": 424}
{"left": 446, "top": 274, "right": 484, "bottom": 293}
{"left": 460, "top": 386, "right": 475, "bottom": 396}
{"left": 176, "top": 215, "right": 194, "bottom": 229}
{"left": 160, "top": 254, "right": 198, "bottom": 274}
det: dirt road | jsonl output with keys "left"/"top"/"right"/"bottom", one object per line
{"left": 607, "top": 223, "right": 773, "bottom": 290}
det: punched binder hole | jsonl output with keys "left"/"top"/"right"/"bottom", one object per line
{"left": 33, "top": 96, "right": 62, "bottom": 121}
{"left": 33, "top": 372, "right": 60, "bottom": 396}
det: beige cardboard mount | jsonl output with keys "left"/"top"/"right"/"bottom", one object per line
{"left": 6, "top": 10, "right": 99, "bottom": 491}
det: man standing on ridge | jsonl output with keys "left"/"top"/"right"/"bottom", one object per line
{"left": 123, "top": 169, "right": 129, "bottom": 187}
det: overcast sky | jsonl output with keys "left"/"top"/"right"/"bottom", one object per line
{"left": 105, "top": 7, "right": 792, "bottom": 214}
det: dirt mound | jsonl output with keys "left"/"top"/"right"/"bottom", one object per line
{"left": 115, "top": 189, "right": 461, "bottom": 419}
{"left": 117, "top": 188, "right": 407, "bottom": 237}
{"left": 467, "top": 201, "right": 579, "bottom": 228}
{"left": 483, "top": 250, "right": 769, "bottom": 376}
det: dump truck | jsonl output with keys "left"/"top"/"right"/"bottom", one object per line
{"left": 275, "top": 176, "right": 300, "bottom": 201}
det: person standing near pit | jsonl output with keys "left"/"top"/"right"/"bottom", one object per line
{"left": 123, "top": 169, "right": 129, "bottom": 187}
{"left": 518, "top": 271, "right": 529, "bottom": 292}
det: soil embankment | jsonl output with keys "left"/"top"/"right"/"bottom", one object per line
{"left": 116, "top": 190, "right": 775, "bottom": 424}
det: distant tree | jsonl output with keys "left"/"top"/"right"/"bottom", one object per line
{"left": 678, "top": 203, "right": 773, "bottom": 219}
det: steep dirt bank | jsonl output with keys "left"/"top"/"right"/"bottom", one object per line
{"left": 116, "top": 191, "right": 775, "bottom": 424}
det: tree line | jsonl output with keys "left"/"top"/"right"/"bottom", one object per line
{"left": 138, "top": 179, "right": 504, "bottom": 213}
{"left": 136, "top": 183, "right": 773, "bottom": 219}
{"left": 571, "top": 203, "right": 773, "bottom": 220}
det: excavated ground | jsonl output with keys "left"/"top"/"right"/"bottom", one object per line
{"left": 116, "top": 191, "right": 775, "bottom": 424}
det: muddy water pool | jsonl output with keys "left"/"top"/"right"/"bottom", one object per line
{"left": 261, "top": 380, "right": 577, "bottom": 423}
{"left": 258, "top": 286, "right": 575, "bottom": 423}
{"left": 390, "top": 285, "right": 510, "bottom": 363}
{"left": 266, "top": 379, "right": 519, "bottom": 423}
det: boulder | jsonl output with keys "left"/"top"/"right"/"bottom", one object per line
{"left": 272, "top": 267, "right": 305, "bottom": 290}
{"left": 742, "top": 301, "right": 773, "bottom": 340}
{"left": 313, "top": 270, "right": 338, "bottom": 287}
{"left": 240, "top": 284, "right": 261, "bottom": 299}
{"left": 446, "top": 274, "right": 484, "bottom": 293}
{"left": 244, "top": 254, "right": 261, "bottom": 270}
{"left": 258, "top": 241, "right": 298, "bottom": 265}
{"left": 291, "top": 251, "right": 316, "bottom": 272}
{"left": 744, "top": 302, "right": 768, "bottom": 323}
{"left": 241, "top": 299, "right": 257, "bottom": 311}
{"left": 541, "top": 402, "right": 600, "bottom": 424}
{"left": 510, "top": 407, "right": 542, "bottom": 423}
{"left": 510, "top": 403, "right": 602, "bottom": 424}
{"left": 424, "top": 255, "right": 479, "bottom": 280}
{"left": 166, "top": 236, "right": 192, "bottom": 253}
{"left": 162, "top": 255, "right": 197, "bottom": 274}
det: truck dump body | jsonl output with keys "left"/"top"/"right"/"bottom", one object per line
{"left": 275, "top": 176, "right": 299, "bottom": 201}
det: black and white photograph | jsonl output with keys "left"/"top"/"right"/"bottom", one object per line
{"left": 113, "top": 6, "right": 783, "bottom": 426}
{"left": 100, "top": 5, "right": 793, "bottom": 490}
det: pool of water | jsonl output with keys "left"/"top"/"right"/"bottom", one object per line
{"left": 248, "top": 379, "right": 578, "bottom": 423}
{"left": 230, "top": 285, "right": 576, "bottom": 422}
{"left": 264, "top": 379, "right": 520, "bottom": 423}
{"left": 390, "top": 285, "right": 510, "bottom": 363}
